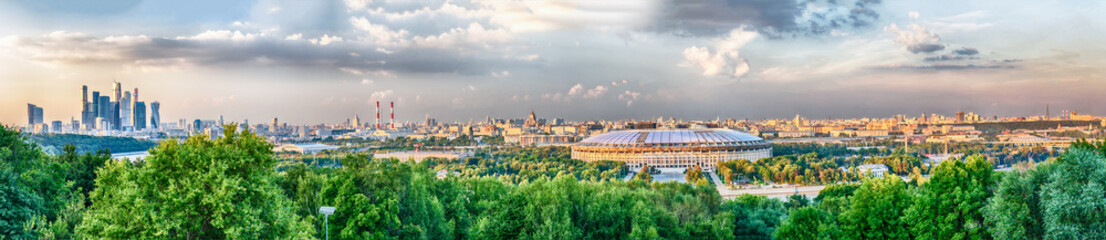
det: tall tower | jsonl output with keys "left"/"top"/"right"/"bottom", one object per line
{"left": 390, "top": 101, "right": 395, "bottom": 129}
{"left": 1046, "top": 104, "right": 1050, "bottom": 120}
{"left": 121, "top": 91, "right": 132, "bottom": 128}
{"left": 92, "top": 91, "right": 101, "bottom": 119}
{"left": 81, "top": 85, "right": 88, "bottom": 112}
{"left": 113, "top": 81, "right": 121, "bottom": 106}
{"left": 133, "top": 101, "right": 146, "bottom": 131}
{"left": 376, "top": 101, "right": 381, "bottom": 129}
{"left": 150, "top": 101, "right": 160, "bottom": 130}
{"left": 352, "top": 114, "right": 361, "bottom": 127}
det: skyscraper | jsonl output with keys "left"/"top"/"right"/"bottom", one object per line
{"left": 92, "top": 91, "right": 100, "bottom": 121}
{"left": 150, "top": 101, "right": 160, "bottom": 130}
{"left": 121, "top": 91, "right": 132, "bottom": 128}
{"left": 98, "top": 96, "right": 111, "bottom": 129}
{"left": 133, "top": 101, "right": 147, "bottom": 131}
{"left": 27, "top": 103, "right": 43, "bottom": 125}
{"left": 112, "top": 101, "right": 121, "bottom": 130}
{"left": 81, "top": 86, "right": 93, "bottom": 130}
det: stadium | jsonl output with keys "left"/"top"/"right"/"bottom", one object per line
{"left": 571, "top": 129, "right": 772, "bottom": 172}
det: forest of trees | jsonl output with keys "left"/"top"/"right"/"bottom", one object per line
{"left": 27, "top": 133, "right": 158, "bottom": 155}
{"left": 3, "top": 124, "right": 1106, "bottom": 239}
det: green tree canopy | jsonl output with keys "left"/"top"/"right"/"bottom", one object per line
{"left": 905, "top": 155, "right": 995, "bottom": 240}
{"left": 839, "top": 175, "right": 912, "bottom": 240}
{"left": 77, "top": 125, "right": 313, "bottom": 239}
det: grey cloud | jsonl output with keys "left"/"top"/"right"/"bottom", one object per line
{"left": 2, "top": 32, "right": 528, "bottom": 76}
{"left": 953, "top": 47, "right": 979, "bottom": 56}
{"left": 868, "top": 63, "right": 1013, "bottom": 72}
{"left": 652, "top": 0, "right": 883, "bottom": 38}
{"left": 923, "top": 55, "right": 964, "bottom": 62}
{"left": 907, "top": 43, "right": 945, "bottom": 54}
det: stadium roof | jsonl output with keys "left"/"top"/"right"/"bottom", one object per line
{"left": 576, "top": 129, "right": 766, "bottom": 147}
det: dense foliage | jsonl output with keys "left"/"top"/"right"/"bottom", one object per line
{"left": 28, "top": 133, "right": 158, "bottom": 154}
{"left": 716, "top": 153, "right": 929, "bottom": 185}
{"left": 77, "top": 126, "right": 313, "bottom": 239}
{"left": 424, "top": 146, "right": 627, "bottom": 183}
{"left": 4, "top": 123, "right": 1106, "bottom": 239}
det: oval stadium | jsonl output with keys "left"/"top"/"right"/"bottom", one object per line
{"left": 571, "top": 129, "right": 772, "bottom": 172}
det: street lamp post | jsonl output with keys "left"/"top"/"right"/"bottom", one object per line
{"left": 320, "top": 206, "right": 336, "bottom": 240}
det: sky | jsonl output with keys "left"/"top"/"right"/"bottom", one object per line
{"left": 1, "top": 0, "right": 1104, "bottom": 125}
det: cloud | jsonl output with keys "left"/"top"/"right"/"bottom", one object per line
{"left": 884, "top": 23, "right": 945, "bottom": 54}
{"left": 909, "top": 11, "right": 920, "bottom": 19}
{"left": 618, "top": 90, "right": 641, "bottom": 106}
{"left": 310, "top": 34, "right": 343, "bottom": 45}
{"left": 284, "top": 33, "right": 303, "bottom": 41}
{"left": 923, "top": 55, "right": 967, "bottom": 62}
{"left": 953, "top": 47, "right": 979, "bottom": 56}
{"left": 412, "top": 22, "right": 512, "bottom": 51}
{"left": 683, "top": 28, "right": 757, "bottom": 77}
{"left": 567, "top": 84, "right": 585, "bottom": 95}
{"left": 583, "top": 85, "right": 608, "bottom": 99}
{"left": 177, "top": 30, "right": 262, "bottom": 42}
{"left": 653, "top": 0, "right": 884, "bottom": 38}
{"left": 370, "top": 89, "right": 394, "bottom": 101}
{"left": 343, "top": 0, "right": 372, "bottom": 12}
{"left": 491, "top": 70, "right": 510, "bottom": 78}
{"left": 361, "top": 79, "right": 374, "bottom": 84}
{"left": 868, "top": 63, "right": 1014, "bottom": 71}
{"left": 349, "top": 16, "right": 410, "bottom": 48}
{"left": 480, "top": 0, "right": 660, "bottom": 33}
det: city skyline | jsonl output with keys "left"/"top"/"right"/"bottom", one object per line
{"left": 2, "top": 0, "right": 1105, "bottom": 125}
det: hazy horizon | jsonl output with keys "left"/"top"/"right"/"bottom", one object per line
{"left": 3, "top": 0, "right": 1104, "bottom": 125}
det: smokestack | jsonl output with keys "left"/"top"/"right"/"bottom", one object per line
{"left": 375, "top": 101, "right": 380, "bottom": 129}
{"left": 390, "top": 101, "right": 394, "bottom": 129}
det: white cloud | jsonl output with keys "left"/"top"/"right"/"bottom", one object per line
{"left": 344, "top": 0, "right": 372, "bottom": 11}
{"left": 884, "top": 23, "right": 945, "bottom": 54}
{"left": 583, "top": 85, "right": 608, "bottom": 99}
{"left": 350, "top": 17, "right": 410, "bottom": 48}
{"left": 310, "top": 34, "right": 343, "bottom": 46}
{"left": 268, "top": 7, "right": 282, "bottom": 14}
{"left": 370, "top": 89, "right": 394, "bottom": 101}
{"left": 909, "top": 11, "right": 920, "bottom": 19}
{"left": 683, "top": 27, "right": 758, "bottom": 77}
{"left": 611, "top": 79, "right": 629, "bottom": 86}
{"left": 412, "top": 22, "right": 512, "bottom": 50}
{"left": 618, "top": 90, "right": 641, "bottom": 106}
{"left": 284, "top": 33, "right": 302, "bottom": 41}
{"left": 567, "top": 84, "right": 585, "bottom": 95}
{"left": 361, "top": 79, "right": 374, "bottom": 84}
{"left": 491, "top": 70, "right": 510, "bottom": 78}
{"left": 177, "top": 30, "right": 261, "bottom": 42}
{"left": 480, "top": 0, "right": 660, "bottom": 33}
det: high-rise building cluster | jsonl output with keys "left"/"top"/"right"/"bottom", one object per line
{"left": 76, "top": 83, "right": 160, "bottom": 133}
{"left": 26, "top": 82, "right": 162, "bottom": 134}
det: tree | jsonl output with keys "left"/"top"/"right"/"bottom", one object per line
{"left": 77, "top": 125, "right": 313, "bottom": 239}
{"left": 723, "top": 194, "right": 787, "bottom": 240}
{"left": 1039, "top": 148, "right": 1106, "bottom": 239}
{"left": 634, "top": 165, "right": 653, "bottom": 182}
{"left": 776, "top": 207, "right": 837, "bottom": 240}
{"left": 839, "top": 175, "right": 912, "bottom": 240}
{"left": 0, "top": 125, "right": 72, "bottom": 239}
{"left": 984, "top": 142, "right": 1106, "bottom": 240}
{"left": 686, "top": 165, "right": 705, "bottom": 184}
{"left": 905, "top": 155, "right": 994, "bottom": 240}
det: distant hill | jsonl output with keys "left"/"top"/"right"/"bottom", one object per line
{"left": 28, "top": 134, "right": 158, "bottom": 155}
